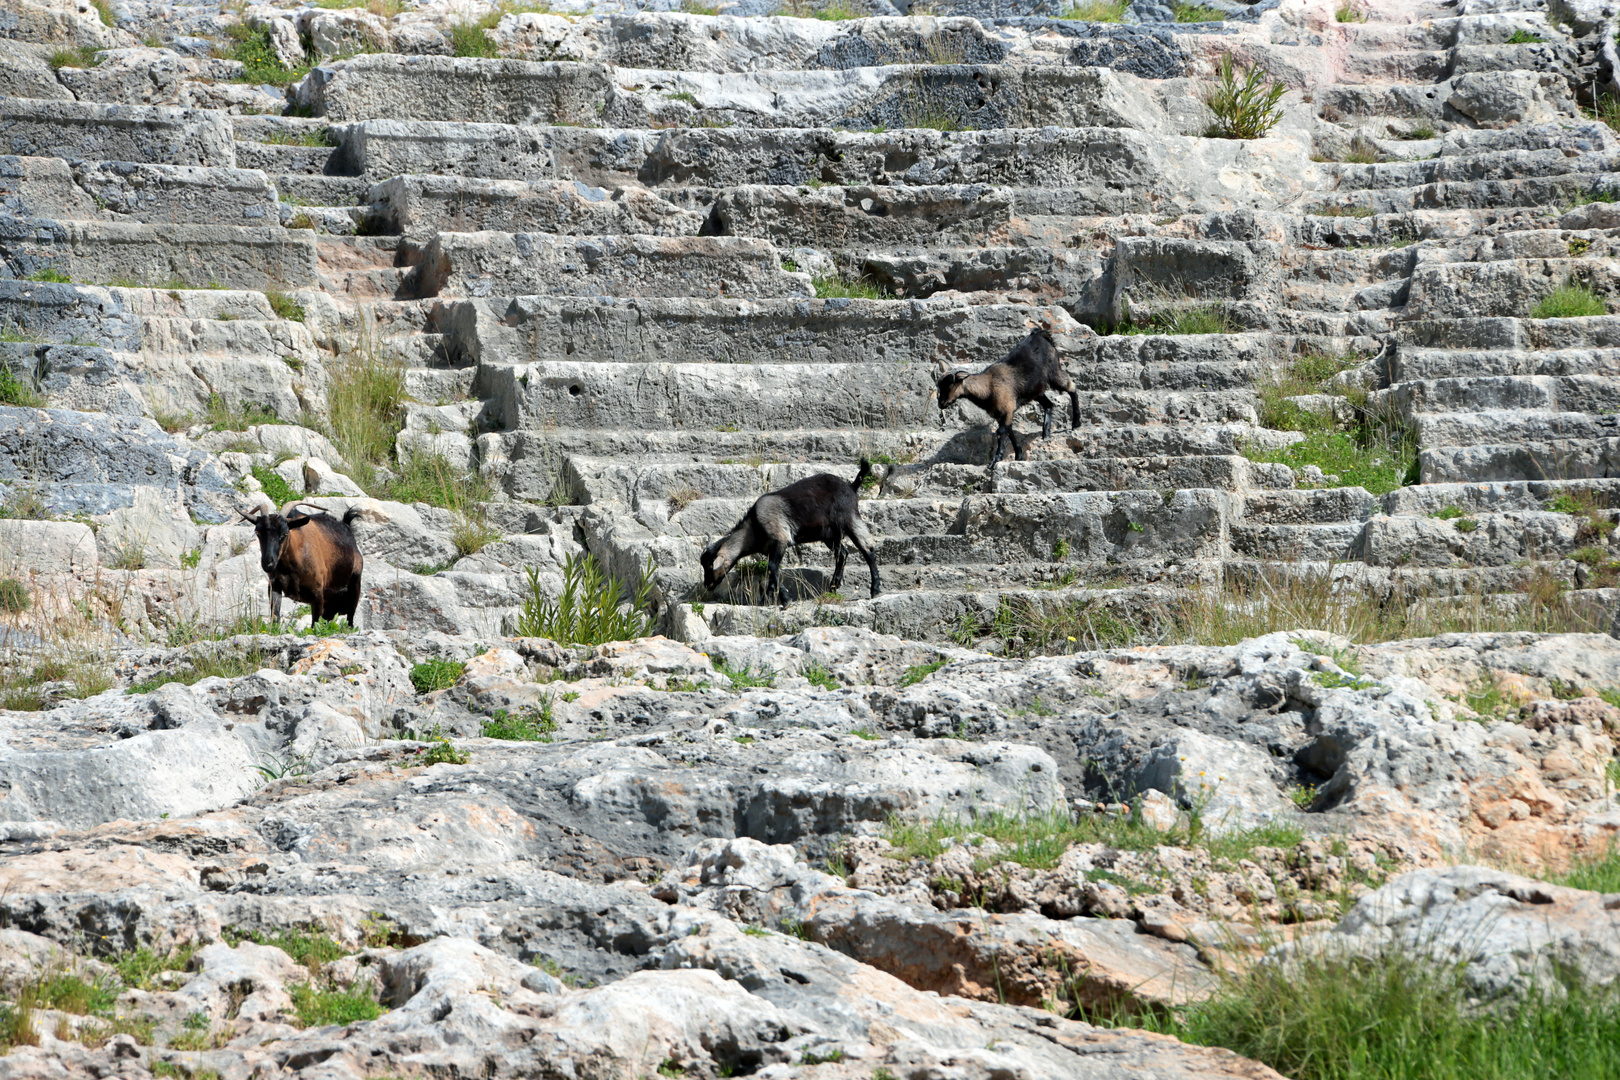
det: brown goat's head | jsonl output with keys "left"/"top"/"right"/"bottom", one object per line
{"left": 935, "top": 368, "right": 970, "bottom": 410}
{"left": 240, "top": 506, "right": 317, "bottom": 575}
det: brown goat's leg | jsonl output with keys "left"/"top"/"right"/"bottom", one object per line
{"left": 340, "top": 572, "right": 362, "bottom": 627}
{"left": 828, "top": 539, "right": 847, "bottom": 591}
{"left": 1011, "top": 426, "right": 1029, "bottom": 461}
{"left": 990, "top": 424, "right": 1010, "bottom": 468}
{"left": 269, "top": 585, "right": 281, "bottom": 624}
{"left": 1067, "top": 386, "right": 1080, "bottom": 429}
{"left": 1038, "top": 395, "right": 1055, "bottom": 440}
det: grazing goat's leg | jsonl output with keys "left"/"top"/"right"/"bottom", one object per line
{"left": 1067, "top": 385, "right": 1080, "bottom": 429}
{"left": 767, "top": 545, "right": 789, "bottom": 608}
{"left": 828, "top": 539, "right": 847, "bottom": 591}
{"left": 269, "top": 586, "right": 282, "bottom": 624}
{"left": 848, "top": 521, "right": 881, "bottom": 598}
{"left": 1038, "top": 393, "right": 1056, "bottom": 440}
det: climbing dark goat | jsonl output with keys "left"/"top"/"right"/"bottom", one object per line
{"left": 935, "top": 327, "right": 1080, "bottom": 467}
{"left": 241, "top": 502, "right": 365, "bottom": 626}
{"left": 700, "top": 459, "right": 881, "bottom": 608}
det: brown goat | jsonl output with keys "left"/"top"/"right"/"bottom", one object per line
{"left": 241, "top": 503, "right": 364, "bottom": 626}
{"left": 935, "top": 327, "right": 1080, "bottom": 467}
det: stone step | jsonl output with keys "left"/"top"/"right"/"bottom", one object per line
{"left": 296, "top": 55, "right": 1170, "bottom": 133}
{"left": 1358, "top": 509, "right": 1607, "bottom": 568}
{"left": 234, "top": 140, "right": 338, "bottom": 178}
{"left": 338, "top": 121, "right": 1303, "bottom": 216}
{"left": 1305, "top": 175, "right": 1615, "bottom": 216}
{"left": 368, "top": 174, "right": 706, "bottom": 241}
{"left": 411, "top": 231, "right": 808, "bottom": 300}
{"left": 478, "top": 359, "right": 1256, "bottom": 433}
{"left": 1400, "top": 314, "right": 1620, "bottom": 350}
{"left": 439, "top": 294, "right": 1081, "bottom": 367}
{"left": 467, "top": 12, "right": 1191, "bottom": 75}
{"left": 1229, "top": 521, "right": 1366, "bottom": 562}
{"left": 1437, "top": 121, "right": 1617, "bottom": 157}
{"left": 1405, "top": 257, "right": 1620, "bottom": 321}
{"left": 0, "top": 218, "right": 320, "bottom": 292}
{"left": 1380, "top": 477, "right": 1620, "bottom": 516}
{"left": 1392, "top": 346, "right": 1620, "bottom": 380}
{"left": 1330, "top": 149, "right": 1619, "bottom": 192}
{"left": 1412, "top": 408, "right": 1618, "bottom": 447}
{"left": 1388, "top": 374, "right": 1620, "bottom": 416}
{"left": 1, "top": 340, "right": 146, "bottom": 417}
{"left": 1419, "top": 438, "right": 1620, "bottom": 483}
{"left": 690, "top": 582, "right": 1175, "bottom": 642}
{"left": 1239, "top": 486, "right": 1378, "bottom": 525}
{"left": 275, "top": 174, "right": 371, "bottom": 207}
{"left": 0, "top": 98, "right": 237, "bottom": 168}
{"left": 484, "top": 423, "right": 1269, "bottom": 500}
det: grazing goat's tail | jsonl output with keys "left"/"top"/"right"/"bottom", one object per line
{"left": 341, "top": 506, "right": 362, "bottom": 535}
{"left": 851, "top": 457, "right": 873, "bottom": 494}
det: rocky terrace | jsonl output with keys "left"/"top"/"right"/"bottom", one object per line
{"left": 2, "top": 0, "right": 1620, "bottom": 1076}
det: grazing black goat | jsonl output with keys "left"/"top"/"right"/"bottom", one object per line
{"left": 700, "top": 459, "right": 881, "bottom": 608}
{"left": 935, "top": 327, "right": 1080, "bottom": 467}
{"left": 241, "top": 502, "right": 364, "bottom": 625}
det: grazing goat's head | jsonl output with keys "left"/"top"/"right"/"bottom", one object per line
{"left": 241, "top": 505, "right": 316, "bottom": 574}
{"left": 934, "top": 363, "right": 972, "bottom": 410}
{"left": 699, "top": 536, "right": 731, "bottom": 591}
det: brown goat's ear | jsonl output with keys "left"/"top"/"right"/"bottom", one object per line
{"left": 287, "top": 515, "right": 315, "bottom": 528}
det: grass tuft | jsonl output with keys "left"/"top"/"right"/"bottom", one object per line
{"left": 409, "top": 658, "right": 464, "bottom": 693}
{"left": 1532, "top": 280, "right": 1607, "bottom": 319}
{"left": 0, "top": 366, "right": 44, "bottom": 408}
{"left": 1061, "top": 0, "right": 1128, "bottom": 18}
{"left": 1097, "top": 945, "right": 1620, "bottom": 1080}
{"left": 481, "top": 702, "right": 557, "bottom": 741}
{"left": 812, "top": 273, "right": 887, "bottom": 299}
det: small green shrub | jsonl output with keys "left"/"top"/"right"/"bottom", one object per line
{"left": 899, "top": 658, "right": 947, "bottom": 687}
{"left": 0, "top": 366, "right": 43, "bottom": 408}
{"left": 252, "top": 465, "right": 298, "bottom": 508}
{"left": 1395, "top": 121, "right": 1437, "bottom": 140}
{"left": 110, "top": 945, "right": 200, "bottom": 991}
{"left": 409, "top": 658, "right": 464, "bottom": 693}
{"left": 417, "top": 738, "right": 469, "bottom": 766}
{"left": 481, "top": 702, "right": 557, "bottom": 741}
{"left": 515, "top": 552, "right": 655, "bottom": 646}
{"left": 227, "top": 24, "right": 312, "bottom": 86}
{"left": 1334, "top": 2, "right": 1364, "bottom": 21}
{"left": 0, "top": 578, "right": 31, "bottom": 614}
{"left": 449, "top": 21, "right": 498, "bottom": 57}
{"left": 26, "top": 267, "right": 72, "bottom": 283}
{"left": 1532, "top": 281, "right": 1606, "bottom": 319}
{"left": 1173, "top": 2, "right": 1223, "bottom": 20}
{"left": 265, "top": 289, "right": 306, "bottom": 321}
{"left": 1506, "top": 29, "right": 1544, "bottom": 43}
{"left": 719, "top": 661, "right": 776, "bottom": 690}
{"left": 288, "top": 981, "right": 382, "bottom": 1028}
{"left": 34, "top": 971, "right": 119, "bottom": 1016}
{"left": 802, "top": 661, "right": 839, "bottom": 690}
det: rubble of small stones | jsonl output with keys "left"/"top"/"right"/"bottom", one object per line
{"left": 4, "top": 0, "right": 1620, "bottom": 1074}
